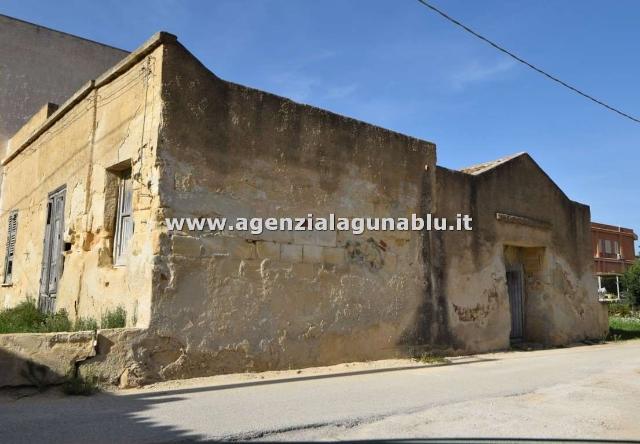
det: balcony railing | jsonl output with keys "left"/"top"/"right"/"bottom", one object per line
{"left": 596, "top": 252, "right": 623, "bottom": 260}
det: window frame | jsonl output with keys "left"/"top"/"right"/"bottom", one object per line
{"left": 3, "top": 210, "right": 18, "bottom": 284}
{"left": 113, "top": 169, "right": 133, "bottom": 266}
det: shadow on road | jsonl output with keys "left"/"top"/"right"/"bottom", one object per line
{"left": 0, "top": 347, "right": 500, "bottom": 443}
{"left": 134, "top": 356, "right": 498, "bottom": 399}
{"left": 5, "top": 346, "right": 635, "bottom": 444}
{"left": 0, "top": 346, "right": 206, "bottom": 443}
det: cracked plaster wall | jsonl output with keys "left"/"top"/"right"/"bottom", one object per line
{"left": 0, "top": 35, "right": 608, "bottom": 385}
{"left": 435, "top": 156, "right": 608, "bottom": 351}
{"left": 147, "top": 41, "right": 437, "bottom": 376}
{"left": 0, "top": 45, "right": 165, "bottom": 328}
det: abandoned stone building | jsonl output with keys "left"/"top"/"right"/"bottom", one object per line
{"left": 0, "top": 31, "right": 607, "bottom": 383}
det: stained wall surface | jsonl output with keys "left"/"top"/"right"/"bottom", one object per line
{"left": 0, "top": 32, "right": 608, "bottom": 384}
{"left": 149, "top": 41, "right": 437, "bottom": 377}
{"left": 0, "top": 38, "right": 165, "bottom": 328}
{"left": 435, "top": 156, "right": 608, "bottom": 352}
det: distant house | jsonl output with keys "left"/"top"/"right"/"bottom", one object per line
{"left": 592, "top": 222, "right": 638, "bottom": 298}
{"left": 0, "top": 14, "right": 127, "bottom": 152}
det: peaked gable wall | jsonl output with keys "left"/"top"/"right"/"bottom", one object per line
{"left": 436, "top": 157, "right": 607, "bottom": 351}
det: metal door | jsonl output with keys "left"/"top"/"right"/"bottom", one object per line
{"left": 506, "top": 266, "right": 524, "bottom": 341}
{"left": 39, "top": 187, "right": 66, "bottom": 313}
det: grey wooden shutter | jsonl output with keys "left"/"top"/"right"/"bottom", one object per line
{"left": 114, "top": 170, "right": 133, "bottom": 265}
{"left": 48, "top": 193, "right": 65, "bottom": 293}
{"left": 38, "top": 188, "right": 65, "bottom": 313}
{"left": 40, "top": 202, "right": 53, "bottom": 294}
{"left": 4, "top": 211, "right": 18, "bottom": 283}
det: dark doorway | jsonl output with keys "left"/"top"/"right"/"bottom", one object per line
{"left": 506, "top": 265, "right": 525, "bottom": 341}
{"left": 38, "top": 186, "right": 66, "bottom": 313}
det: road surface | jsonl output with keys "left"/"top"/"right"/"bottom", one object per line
{"left": 1, "top": 340, "right": 640, "bottom": 442}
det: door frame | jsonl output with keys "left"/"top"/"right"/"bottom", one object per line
{"left": 38, "top": 185, "right": 66, "bottom": 313}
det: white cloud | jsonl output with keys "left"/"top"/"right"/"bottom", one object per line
{"left": 268, "top": 72, "right": 319, "bottom": 102}
{"left": 263, "top": 49, "right": 361, "bottom": 105}
{"left": 451, "top": 59, "right": 516, "bottom": 91}
{"left": 324, "top": 83, "right": 358, "bottom": 100}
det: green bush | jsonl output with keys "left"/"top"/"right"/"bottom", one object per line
{"left": 101, "top": 307, "right": 126, "bottom": 329}
{"left": 623, "top": 260, "right": 640, "bottom": 307}
{"left": 74, "top": 317, "right": 98, "bottom": 331}
{"left": 62, "top": 371, "right": 100, "bottom": 396}
{"left": 40, "top": 309, "right": 72, "bottom": 332}
{"left": 609, "top": 315, "right": 640, "bottom": 341}
{"left": 608, "top": 302, "right": 632, "bottom": 317}
{"left": 0, "top": 299, "right": 100, "bottom": 333}
{"left": 0, "top": 300, "right": 44, "bottom": 333}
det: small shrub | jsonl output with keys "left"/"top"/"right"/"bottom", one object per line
{"left": 623, "top": 260, "right": 640, "bottom": 307}
{"left": 610, "top": 333, "right": 622, "bottom": 342}
{"left": 0, "top": 299, "right": 44, "bottom": 333}
{"left": 39, "top": 309, "right": 72, "bottom": 333}
{"left": 74, "top": 317, "right": 98, "bottom": 331}
{"left": 0, "top": 300, "right": 100, "bottom": 333}
{"left": 62, "top": 371, "right": 100, "bottom": 396}
{"left": 413, "top": 351, "right": 449, "bottom": 365}
{"left": 101, "top": 307, "right": 126, "bottom": 329}
{"left": 608, "top": 302, "right": 632, "bottom": 317}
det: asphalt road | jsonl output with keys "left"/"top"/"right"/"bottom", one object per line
{"left": 2, "top": 340, "right": 640, "bottom": 443}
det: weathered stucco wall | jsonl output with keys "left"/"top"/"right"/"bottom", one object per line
{"left": 0, "top": 38, "right": 166, "bottom": 328}
{"left": 0, "top": 32, "right": 609, "bottom": 386}
{"left": 149, "top": 41, "right": 437, "bottom": 376}
{"left": 0, "top": 14, "right": 127, "bottom": 152}
{"left": 435, "top": 155, "right": 608, "bottom": 351}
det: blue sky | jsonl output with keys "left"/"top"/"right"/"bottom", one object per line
{"left": 3, "top": 0, "right": 639, "bottom": 246}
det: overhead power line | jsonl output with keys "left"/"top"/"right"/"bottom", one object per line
{"left": 415, "top": 0, "right": 640, "bottom": 125}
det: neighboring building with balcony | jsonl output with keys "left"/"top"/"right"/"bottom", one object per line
{"left": 592, "top": 222, "right": 638, "bottom": 298}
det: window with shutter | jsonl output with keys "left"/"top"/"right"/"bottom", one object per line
{"left": 4, "top": 211, "right": 18, "bottom": 284}
{"left": 114, "top": 169, "right": 133, "bottom": 266}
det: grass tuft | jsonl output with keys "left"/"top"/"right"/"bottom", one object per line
{"left": 608, "top": 303, "right": 633, "bottom": 317}
{"left": 74, "top": 317, "right": 98, "bottom": 331}
{"left": 608, "top": 314, "right": 640, "bottom": 341}
{"left": 413, "top": 351, "right": 449, "bottom": 365}
{"left": 0, "top": 300, "right": 45, "bottom": 334}
{"left": 100, "top": 306, "right": 126, "bottom": 329}
{"left": 62, "top": 371, "right": 100, "bottom": 396}
{"left": 40, "top": 310, "right": 72, "bottom": 332}
{"left": 0, "top": 299, "right": 110, "bottom": 334}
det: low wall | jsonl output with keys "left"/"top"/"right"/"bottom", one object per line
{"left": 0, "top": 328, "right": 217, "bottom": 388}
{"left": 0, "top": 329, "right": 162, "bottom": 388}
{"left": 0, "top": 331, "right": 95, "bottom": 387}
